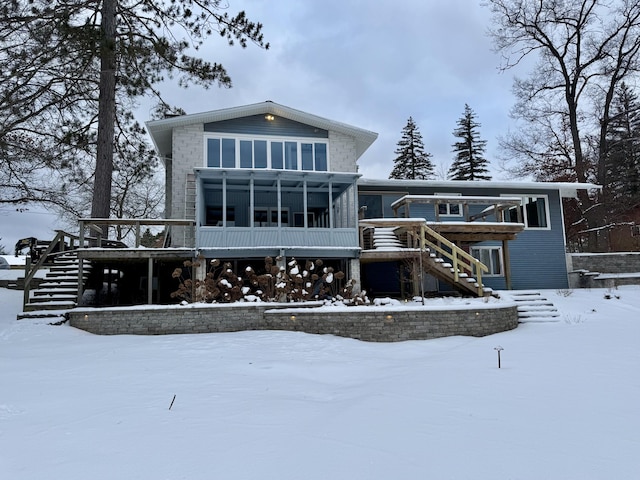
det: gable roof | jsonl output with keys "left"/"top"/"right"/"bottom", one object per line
{"left": 146, "top": 101, "right": 378, "bottom": 159}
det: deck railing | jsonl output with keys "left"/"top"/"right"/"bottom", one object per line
{"left": 22, "top": 230, "right": 81, "bottom": 310}
{"left": 415, "top": 224, "right": 488, "bottom": 296}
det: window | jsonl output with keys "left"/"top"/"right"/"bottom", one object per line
{"left": 205, "top": 135, "right": 329, "bottom": 172}
{"left": 471, "top": 246, "right": 503, "bottom": 277}
{"left": 206, "top": 207, "right": 235, "bottom": 226}
{"left": 253, "top": 207, "right": 289, "bottom": 227}
{"left": 506, "top": 195, "right": 549, "bottom": 229}
{"left": 436, "top": 193, "right": 462, "bottom": 217}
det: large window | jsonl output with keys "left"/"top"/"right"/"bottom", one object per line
{"left": 470, "top": 246, "right": 503, "bottom": 277}
{"left": 506, "top": 195, "right": 549, "bottom": 229}
{"left": 206, "top": 135, "right": 329, "bottom": 172}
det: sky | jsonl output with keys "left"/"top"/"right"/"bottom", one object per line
{"left": 144, "top": 0, "right": 526, "bottom": 180}
{"left": 1, "top": 281, "right": 639, "bottom": 479}
{"left": 1, "top": 0, "right": 528, "bottom": 250}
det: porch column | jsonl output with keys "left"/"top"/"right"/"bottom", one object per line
{"left": 502, "top": 239, "right": 512, "bottom": 290}
{"left": 349, "top": 258, "right": 361, "bottom": 294}
{"left": 328, "top": 180, "right": 334, "bottom": 229}
{"left": 303, "top": 178, "right": 308, "bottom": 228}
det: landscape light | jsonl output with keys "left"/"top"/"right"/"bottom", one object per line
{"left": 494, "top": 346, "right": 504, "bottom": 368}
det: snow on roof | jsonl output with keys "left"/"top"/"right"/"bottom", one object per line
{"left": 359, "top": 178, "right": 601, "bottom": 198}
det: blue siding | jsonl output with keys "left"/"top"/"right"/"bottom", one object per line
{"left": 358, "top": 184, "right": 569, "bottom": 290}
{"left": 204, "top": 115, "right": 329, "bottom": 138}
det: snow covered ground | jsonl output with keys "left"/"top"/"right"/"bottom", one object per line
{"left": 1, "top": 286, "right": 638, "bottom": 479}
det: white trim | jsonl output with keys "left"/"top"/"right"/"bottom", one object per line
{"left": 359, "top": 178, "right": 601, "bottom": 199}
{"left": 146, "top": 100, "right": 378, "bottom": 160}
{"left": 204, "top": 133, "right": 330, "bottom": 172}
{"left": 470, "top": 246, "right": 504, "bottom": 277}
{"left": 435, "top": 192, "right": 463, "bottom": 217}
{"left": 503, "top": 194, "right": 551, "bottom": 230}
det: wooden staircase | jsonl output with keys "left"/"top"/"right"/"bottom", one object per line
{"left": 363, "top": 222, "right": 489, "bottom": 297}
{"left": 18, "top": 251, "right": 89, "bottom": 319}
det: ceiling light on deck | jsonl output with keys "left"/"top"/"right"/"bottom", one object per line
{"left": 265, "top": 114, "right": 275, "bottom": 121}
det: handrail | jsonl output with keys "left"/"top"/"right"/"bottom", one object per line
{"left": 413, "top": 224, "right": 488, "bottom": 297}
{"left": 78, "top": 218, "right": 195, "bottom": 248}
{"left": 22, "top": 230, "right": 79, "bottom": 310}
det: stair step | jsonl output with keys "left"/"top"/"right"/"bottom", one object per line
{"left": 519, "top": 316, "right": 561, "bottom": 323}
{"left": 17, "top": 310, "right": 69, "bottom": 320}
{"left": 517, "top": 305, "right": 558, "bottom": 312}
{"left": 518, "top": 310, "right": 560, "bottom": 317}
{"left": 29, "top": 295, "right": 77, "bottom": 303}
{"left": 33, "top": 288, "right": 78, "bottom": 296}
{"left": 23, "top": 301, "right": 76, "bottom": 311}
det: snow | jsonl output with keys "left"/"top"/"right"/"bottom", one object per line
{"left": 1, "top": 286, "right": 639, "bottom": 479}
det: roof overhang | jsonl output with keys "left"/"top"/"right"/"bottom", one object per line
{"left": 358, "top": 178, "right": 601, "bottom": 198}
{"left": 146, "top": 101, "right": 378, "bottom": 161}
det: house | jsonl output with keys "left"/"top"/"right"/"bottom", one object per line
{"left": 357, "top": 179, "right": 593, "bottom": 296}
{"left": 20, "top": 101, "right": 599, "bottom": 313}
{"left": 146, "top": 101, "right": 377, "bottom": 293}
{"left": 143, "top": 101, "right": 597, "bottom": 300}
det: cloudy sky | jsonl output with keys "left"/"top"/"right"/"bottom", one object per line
{"left": 148, "top": 0, "right": 530, "bottom": 180}
{"left": 2, "top": 0, "right": 532, "bottom": 249}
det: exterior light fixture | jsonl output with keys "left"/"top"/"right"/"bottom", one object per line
{"left": 494, "top": 346, "right": 504, "bottom": 368}
{"left": 265, "top": 114, "right": 275, "bottom": 121}
{"left": 290, "top": 315, "right": 296, "bottom": 321}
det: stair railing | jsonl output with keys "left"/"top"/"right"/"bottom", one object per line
{"left": 22, "top": 230, "right": 81, "bottom": 310}
{"left": 415, "top": 224, "right": 489, "bottom": 297}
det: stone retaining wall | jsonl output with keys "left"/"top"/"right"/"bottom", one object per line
{"left": 569, "top": 252, "right": 640, "bottom": 273}
{"left": 68, "top": 302, "right": 518, "bottom": 342}
{"left": 568, "top": 252, "right": 640, "bottom": 288}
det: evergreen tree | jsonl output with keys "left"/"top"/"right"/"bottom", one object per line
{"left": 389, "top": 117, "right": 435, "bottom": 180}
{"left": 0, "top": 0, "right": 268, "bottom": 217}
{"left": 605, "top": 82, "right": 640, "bottom": 209}
{"left": 449, "top": 104, "right": 491, "bottom": 181}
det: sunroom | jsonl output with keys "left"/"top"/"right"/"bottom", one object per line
{"left": 194, "top": 168, "right": 361, "bottom": 258}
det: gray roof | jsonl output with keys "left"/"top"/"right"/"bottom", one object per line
{"left": 146, "top": 101, "right": 378, "bottom": 159}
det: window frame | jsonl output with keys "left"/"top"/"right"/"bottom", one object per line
{"left": 470, "top": 246, "right": 504, "bottom": 277}
{"left": 435, "top": 192, "right": 463, "bottom": 217}
{"left": 503, "top": 194, "right": 551, "bottom": 230}
{"left": 204, "top": 133, "right": 330, "bottom": 172}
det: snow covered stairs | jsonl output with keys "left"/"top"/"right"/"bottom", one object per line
{"left": 426, "top": 256, "right": 486, "bottom": 297}
{"left": 506, "top": 291, "right": 560, "bottom": 323}
{"left": 19, "top": 252, "right": 89, "bottom": 318}
{"left": 372, "top": 227, "right": 404, "bottom": 250}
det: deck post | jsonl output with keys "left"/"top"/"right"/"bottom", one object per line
{"left": 147, "top": 257, "right": 153, "bottom": 304}
{"left": 77, "top": 221, "right": 85, "bottom": 304}
{"left": 502, "top": 239, "right": 512, "bottom": 290}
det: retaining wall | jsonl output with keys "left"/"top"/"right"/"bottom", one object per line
{"left": 569, "top": 252, "right": 640, "bottom": 273}
{"left": 568, "top": 252, "right": 640, "bottom": 288}
{"left": 68, "top": 302, "right": 518, "bottom": 342}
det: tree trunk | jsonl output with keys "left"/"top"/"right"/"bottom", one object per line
{"left": 91, "top": 0, "right": 117, "bottom": 220}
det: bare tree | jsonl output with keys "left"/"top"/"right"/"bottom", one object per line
{"left": 486, "top": 0, "right": 640, "bottom": 249}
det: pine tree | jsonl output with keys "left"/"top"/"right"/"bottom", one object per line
{"left": 389, "top": 117, "right": 435, "bottom": 180}
{"left": 448, "top": 104, "right": 491, "bottom": 181}
{"left": 0, "top": 0, "right": 268, "bottom": 216}
{"left": 605, "top": 82, "right": 640, "bottom": 209}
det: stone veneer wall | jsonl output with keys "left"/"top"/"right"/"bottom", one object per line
{"left": 68, "top": 303, "right": 518, "bottom": 342}
{"left": 569, "top": 252, "right": 640, "bottom": 273}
